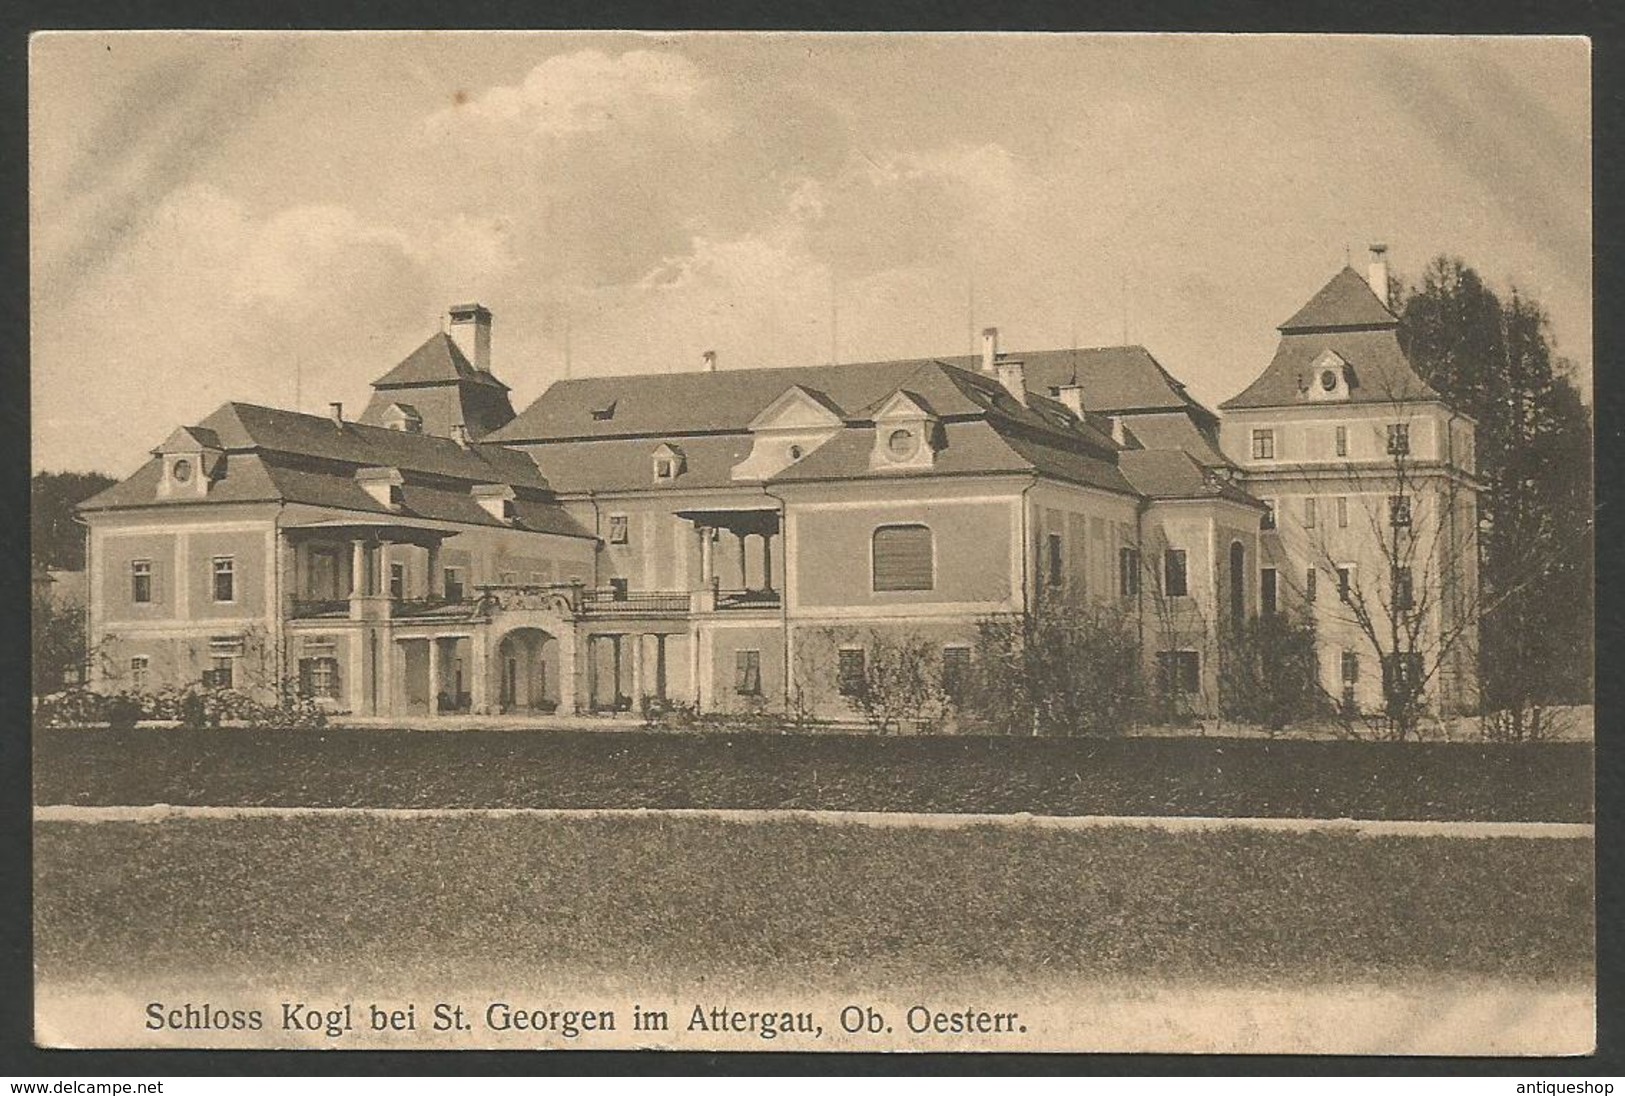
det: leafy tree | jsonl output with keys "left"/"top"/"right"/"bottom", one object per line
{"left": 32, "top": 591, "right": 86, "bottom": 696}
{"left": 969, "top": 594, "right": 1143, "bottom": 736}
{"left": 1218, "top": 610, "right": 1326, "bottom": 733}
{"left": 1396, "top": 259, "right": 1594, "bottom": 719}
{"left": 32, "top": 470, "right": 116, "bottom": 570}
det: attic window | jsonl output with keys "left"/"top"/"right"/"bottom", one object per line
{"left": 655, "top": 458, "right": 675, "bottom": 479}
{"left": 591, "top": 401, "right": 618, "bottom": 422}
{"left": 651, "top": 442, "right": 687, "bottom": 482}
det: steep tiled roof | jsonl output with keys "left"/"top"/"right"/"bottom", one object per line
{"left": 1221, "top": 268, "right": 1441, "bottom": 411}
{"left": 371, "top": 332, "right": 510, "bottom": 391}
{"left": 974, "top": 345, "right": 1215, "bottom": 420}
{"left": 1219, "top": 328, "right": 1441, "bottom": 410}
{"left": 1118, "top": 412, "right": 1230, "bottom": 468}
{"left": 1277, "top": 267, "right": 1399, "bottom": 332}
{"left": 1119, "top": 449, "right": 1261, "bottom": 506}
{"left": 487, "top": 358, "right": 988, "bottom": 442}
{"left": 195, "top": 403, "right": 550, "bottom": 487}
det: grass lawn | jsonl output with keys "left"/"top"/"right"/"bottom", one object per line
{"left": 33, "top": 728, "right": 1593, "bottom": 821}
{"left": 34, "top": 815, "right": 1594, "bottom": 987}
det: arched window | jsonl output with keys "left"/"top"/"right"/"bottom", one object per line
{"left": 872, "top": 524, "right": 934, "bottom": 591}
{"left": 1229, "top": 541, "right": 1246, "bottom": 632}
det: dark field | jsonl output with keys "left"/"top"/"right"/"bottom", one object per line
{"left": 34, "top": 727, "right": 1593, "bottom": 821}
{"left": 34, "top": 816, "right": 1593, "bottom": 986}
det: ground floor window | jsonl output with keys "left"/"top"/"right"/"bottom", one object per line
{"left": 1156, "top": 650, "right": 1200, "bottom": 697}
{"left": 942, "top": 645, "right": 972, "bottom": 700}
{"left": 203, "top": 657, "right": 234, "bottom": 689}
{"left": 1261, "top": 567, "right": 1278, "bottom": 615}
{"left": 837, "top": 648, "right": 866, "bottom": 697}
{"left": 1340, "top": 650, "right": 1360, "bottom": 714}
{"left": 130, "top": 655, "right": 149, "bottom": 691}
{"left": 735, "top": 649, "right": 762, "bottom": 696}
{"left": 1119, "top": 547, "right": 1140, "bottom": 598}
{"left": 299, "top": 657, "right": 341, "bottom": 700}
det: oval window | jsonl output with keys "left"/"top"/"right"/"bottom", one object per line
{"left": 1320, "top": 369, "right": 1339, "bottom": 392}
{"left": 887, "top": 428, "right": 919, "bottom": 460}
{"left": 787, "top": 443, "right": 804, "bottom": 461}
{"left": 172, "top": 458, "right": 193, "bottom": 483}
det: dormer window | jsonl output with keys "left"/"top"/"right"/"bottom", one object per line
{"left": 171, "top": 458, "right": 193, "bottom": 483}
{"left": 651, "top": 442, "right": 687, "bottom": 483}
{"left": 471, "top": 484, "right": 517, "bottom": 524}
{"left": 1307, "top": 350, "right": 1353, "bottom": 402}
{"left": 384, "top": 403, "right": 423, "bottom": 433}
{"left": 153, "top": 425, "right": 223, "bottom": 498}
{"left": 591, "top": 401, "right": 617, "bottom": 422}
{"left": 356, "top": 467, "right": 406, "bottom": 511}
{"left": 868, "top": 390, "right": 939, "bottom": 473}
{"left": 886, "top": 427, "right": 921, "bottom": 461}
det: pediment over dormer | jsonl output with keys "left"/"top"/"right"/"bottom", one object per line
{"left": 872, "top": 390, "right": 937, "bottom": 425}
{"left": 1305, "top": 349, "right": 1356, "bottom": 402}
{"left": 732, "top": 386, "right": 846, "bottom": 482}
{"left": 747, "top": 385, "right": 846, "bottom": 433}
{"left": 152, "top": 426, "right": 224, "bottom": 497}
{"left": 869, "top": 390, "right": 941, "bottom": 472}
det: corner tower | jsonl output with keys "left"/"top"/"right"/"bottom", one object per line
{"left": 359, "top": 304, "right": 517, "bottom": 440}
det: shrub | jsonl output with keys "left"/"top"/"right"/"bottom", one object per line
{"left": 969, "top": 596, "right": 1143, "bottom": 736}
{"left": 1218, "top": 611, "right": 1328, "bottom": 732}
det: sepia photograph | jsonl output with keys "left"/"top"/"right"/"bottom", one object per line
{"left": 28, "top": 31, "right": 1594, "bottom": 1055}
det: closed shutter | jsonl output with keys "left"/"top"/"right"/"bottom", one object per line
{"left": 872, "top": 525, "right": 933, "bottom": 591}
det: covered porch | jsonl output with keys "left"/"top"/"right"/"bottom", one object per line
{"left": 282, "top": 516, "right": 460, "bottom": 620}
{"left": 677, "top": 505, "right": 783, "bottom": 610}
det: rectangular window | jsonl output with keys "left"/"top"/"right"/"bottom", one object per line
{"left": 1336, "top": 497, "right": 1349, "bottom": 528}
{"left": 1306, "top": 566, "right": 1318, "bottom": 603}
{"left": 837, "top": 648, "right": 866, "bottom": 698}
{"left": 389, "top": 562, "right": 406, "bottom": 600}
{"left": 443, "top": 568, "right": 464, "bottom": 602}
{"left": 1261, "top": 500, "right": 1277, "bottom": 531}
{"left": 734, "top": 649, "right": 762, "bottom": 696}
{"left": 130, "top": 559, "right": 153, "bottom": 604}
{"left": 655, "top": 458, "right": 675, "bottom": 480}
{"left": 942, "top": 646, "right": 972, "bottom": 700}
{"left": 607, "top": 514, "right": 630, "bottom": 544}
{"left": 1387, "top": 423, "right": 1410, "bottom": 455}
{"left": 609, "top": 577, "right": 629, "bottom": 601}
{"left": 1389, "top": 495, "right": 1412, "bottom": 528}
{"left": 1156, "top": 650, "right": 1200, "bottom": 696}
{"left": 205, "top": 657, "right": 234, "bottom": 690}
{"left": 1261, "top": 568, "right": 1278, "bottom": 615}
{"left": 498, "top": 571, "right": 517, "bottom": 584}
{"left": 1251, "top": 429, "right": 1275, "bottom": 460}
{"left": 1303, "top": 497, "right": 1317, "bottom": 529}
{"left": 872, "top": 524, "right": 934, "bottom": 592}
{"left": 1163, "top": 549, "right": 1188, "bottom": 598}
{"left": 299, "top": 657, "right": 341, "bottom": 700}
{"left": 211, "top": 556, "right": 235, "bottom": 603}
{"left": 130, "top": 656, "right": 149, "bottom": 691}
{"left": 1336, "top": 565, "right": 1354, "bottom": 604}
{"left": 1392, "top": 566, "right": 1415, "bottom": 610}
{"left": 1334, "top": 425, "right": 1348, "bottom": 457}
{"left": 1119, "top": 547, "right": 1140, "bottom": 598}
{"left": 1341, "top": 650, "right": 1360, "bottom": 683}
{"left": 1047, "top": 532, "right": 1064, "bottom": 588}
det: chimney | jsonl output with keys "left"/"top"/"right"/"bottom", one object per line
{"left": 981, "top": 327, "right": 999, "bottom": 374}
{"left": 450, "top": 423, "right": 471, "bottom": 449}
{"left": 1055, "top": 384, "right": 1085, "bottom": 417}
{"left": 447, "top": 303, "right": 493, "bottom": 372}
{"left": 702, "top": 349, "right": 717, "bottom": 372}
{"left": 328, "top": 402, "right": 344, "bottom": 427}
{"left": 1367, "top": 243, "right": 1390, "bottom": 307}
{"left": 995, "top": 358, "right": 1027, "bottom": 407}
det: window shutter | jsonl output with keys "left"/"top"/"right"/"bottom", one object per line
{"left": 872, "top": 525, "right": 933, "bottom": 591}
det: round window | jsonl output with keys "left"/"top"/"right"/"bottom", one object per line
{"left": 887, "top": 428, "right": 919, "bottom": 460}
{"left": 172, "top": 458, "right": 193, "bottom": 483}
{"left": 1320, "top": 369, "right": 1339, "bottom": 392}
{"left": 787, "top": 443, "right": 804, "bottom": 461}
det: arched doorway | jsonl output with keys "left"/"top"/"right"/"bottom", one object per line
{"left": 1229, "top": 541, "right": 1246, "bottom": 634}
{"left": 496, "top": 628, "right": 560, "bottom": 714}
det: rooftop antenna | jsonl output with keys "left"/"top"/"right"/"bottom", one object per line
{"left": 1070, "top": 319, "right": 1079, "bottom": 386}
{"left": 967, "top": 271, "right": 976, "bottom": 362}
{"left": 562, "top": 307, "right": 572, "bottom": 380}
{"left": 294, "top": 349, "right": 302, "bottom": 414}
{"left": 1344, "top": 242, "right": 1351, "bottom": 266}
{"left": 1120, "top": 271, "right": 1129, "bottom": 346}
{"left": 829, "top": 268, "right": 839, "bottom": 366}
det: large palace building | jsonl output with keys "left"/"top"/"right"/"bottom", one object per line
{"left": 79, "top": 251, "right": 1479, "bottom": 721}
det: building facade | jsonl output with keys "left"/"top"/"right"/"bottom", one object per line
{"left": 1220, "top": 249, "right": 1481, "bottom": 714}
{"left": 80, "top": 256, "right": 1476, "bottom": 723}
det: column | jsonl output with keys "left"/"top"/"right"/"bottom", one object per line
{"left": 699, "top": 526, "right": 715, "bottom": 587}
{"left": 350, "top": 539, "right": 366, "bottom": 596}
{"left": 557, "top": 629, "right": 578, "bottom": 715}
{"left": 427, "top": 637, "right": 440, "bottom": 716}
{"left": 379, "top": 540, "right": 394, "bottom": 597}
{"left": 654, "top": 634, "right": 668, "bottom": 699}
{"left": 762, "top": 532, "right": 775, "bottom": 592}
{"left": 737, "top": 531, "right": 750, "bottom": 591}
{"left": 427, "top": 541, "right": 442, "bottom": 599}
{"left": 630, "top": 633, "right": 645, "bottom": 706}
{"left": 612, "top": 636, "right": 624, "bottom": 709}
{"left": 470, "top": 632, "right": 488, "bottom": 714}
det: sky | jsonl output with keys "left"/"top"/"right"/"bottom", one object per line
{"left": 30, "top": 32, "right": 1591, "bottom": 475}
